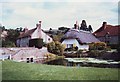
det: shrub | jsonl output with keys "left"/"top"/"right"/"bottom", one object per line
{"left": 88, "top": 50, "right": 106, "bottom": 57}
{"left": 47, "top": 41, "right": 65, "bottom": 56}
{"left": 44, "top": 53, "right": 57, "bottom": 59}
{"left": 47, "top": 41, "right": 55, "bottom": 53}
{"left": 105, "top": 46, "right": 111, "bottom": 51}
{"left": 89, "top": 42, "right": 107, "bottom": 50}
{"left": 2, "top": 40, "right": 16, "bottom": 47}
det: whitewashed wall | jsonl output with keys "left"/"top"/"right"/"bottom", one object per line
{"left": 31, "top": 27, "right": 41, "bottom": 39}
{"left": 41, "top": 31, "right": 53, "bottom": 43}
{"left": 31, "top": 27, "right": 53, "bottom": 43}
{"left": 62, "top": 39, "right": 89, "bottom": 50}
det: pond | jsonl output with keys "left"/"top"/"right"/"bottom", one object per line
{"left": 44, "top": 58, "right": 120, "bottom": 68}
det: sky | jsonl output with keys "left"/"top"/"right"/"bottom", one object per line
{"left": 0, "top": 0, "right": 119, "bottom": 32}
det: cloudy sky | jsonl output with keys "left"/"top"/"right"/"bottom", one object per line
{"left": 0, "top": 0, "right": 119, "bottom": 31}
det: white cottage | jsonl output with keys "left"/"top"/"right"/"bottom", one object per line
{"left": 16, "top": 21, "right": 53, "bottom": 47}
{"left": 61, "top": 29, "right": 100, "bottom": 50}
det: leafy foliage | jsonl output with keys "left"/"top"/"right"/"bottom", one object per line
{"left": 52, "top": 33, "right": 64, "bottom": 41}
{"left": 88, "top": 50, "right": 106, "bottom": 57}
{"left": 47, "top": 41, "right": 65, "bottom": 56}
{"left": 1, "top": 27, "right": 23, "bottom": 47}
{"left": 2, "top": 40, "right": 16, "bottom": 47}
{"left": 6, "top": 29, "right": 20, "bottom": 43}
{"left": 89, "top": 42, "right": 107, "bottom": 50}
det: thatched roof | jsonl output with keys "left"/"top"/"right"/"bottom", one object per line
{"left": 61, "top": 29, "right": 100, "bottom": 44}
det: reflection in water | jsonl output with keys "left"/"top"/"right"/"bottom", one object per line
{"left": 44, "top": 58, "right": 67, "bottom": 66}
{"left": 43, "top": 58, "right": 120, "bottom": 68}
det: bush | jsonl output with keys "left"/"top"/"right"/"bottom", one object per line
{"left": 89, "top": 42, "right": 107, "bottom": 50}
{"left": 44, "top": 53, "right": 57, "bottom": 59}
{"left": 47, "top": 41, "right": 65, "bottom": 56}
{"left": 88, "top": 50, "right": 106, "bottom": 57}
{"left": 64, "top": 46, "right": 78, "bottom": 51}
{"left": 105, "top": 46, "right": 111, "bottom": 51}
{"left": 2, "top": 40, "right": 16, "bottom": 47}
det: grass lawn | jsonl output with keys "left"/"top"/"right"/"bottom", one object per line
{"left": 1, "top": 60, "right": 119, "bottom": 80}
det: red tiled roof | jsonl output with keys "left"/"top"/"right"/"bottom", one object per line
{"left": 94, "top": 25, "right": 120, "bottom": 37}
{"left": 18, "top": 28, "right": 37, "bottom": 38}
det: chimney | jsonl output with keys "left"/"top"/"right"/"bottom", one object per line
{"left": 74, "top": 21, "right": 79, "bottom": 29}
{"left": 39, "top": 20, "right": 42, "bottom": 28}
{"left": 102, "top": 22, "right": 107, "bottom": 29}
{"left": 36, "top": 20, "right": 42, "bottom": 29}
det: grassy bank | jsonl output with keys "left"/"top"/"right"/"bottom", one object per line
{"left": 1, "top": 60, "right": 119, "bottom": 80}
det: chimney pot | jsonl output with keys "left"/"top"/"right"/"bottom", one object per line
{"left": 102, "top": 22, "right": 107, "bottom": 29}
{"left": 39, "top": 21, "right": 42, "bottom": 24}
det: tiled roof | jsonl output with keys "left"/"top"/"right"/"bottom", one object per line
{"left": 94, "top": 25, "right": 120, "bottom": 37}
{"left": 62, "top": 29, "right": 100, "bottom": 44}
{"left": 18, "top": 28, "right": 37, "bottom": 38}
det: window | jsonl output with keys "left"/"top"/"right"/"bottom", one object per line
{"left": 30, "top": 58, "right": 33, "bottom": 62}
{"left": 67, "top": 44, "right": 73, "bottom": 48}
{"left": 48, "top": 38, "right": 50, "bottom": 41}
{"left": 27, "top": 58, "right": 29, "bottom": 63}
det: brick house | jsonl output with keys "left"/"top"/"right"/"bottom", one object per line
{"left": 93, "top": 22, "right": 120, "bottom": 45}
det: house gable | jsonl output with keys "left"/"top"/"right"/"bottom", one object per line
{"left": 31, "top": 27, "right": 42, "bottom": 39}
{"left": 93, "top": 22, "right": 120, "bottom": 45}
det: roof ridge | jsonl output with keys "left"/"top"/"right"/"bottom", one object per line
{"left": 18, "top": 27, "right": 37, "bottom": 38}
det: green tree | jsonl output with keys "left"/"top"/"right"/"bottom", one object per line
{"left": 2, "top": 40, "right": 16, "bottom": 47}
{"left": 47, "top": 41, "right": 65, "bottom": 56}
{"left": 52, "top": 33, "right": 64, "bottom": 42}
{"left": 89, "top": 42, "right": 107, "bottom": 50}
{"left": 6, "top": 29, "right": 20, "bottom": 44}
{"left": 2, "top": 27, "right": 22, "bottom": 47}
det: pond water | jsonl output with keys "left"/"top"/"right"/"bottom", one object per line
{"left": 44, "top": 58, "right": 120, "bottom": 68}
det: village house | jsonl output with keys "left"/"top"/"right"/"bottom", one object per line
{"left": 93, "top": 22, "right": 120, "bottom": 46}
{"left": 61, "top": 21, "right": 100, "bottom": 50}
{"left": 16, "top": 21, "right": 53, "bottom": 47}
